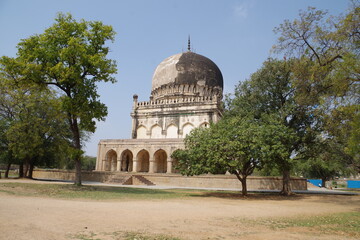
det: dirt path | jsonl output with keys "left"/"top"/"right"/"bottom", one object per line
{"left": 0, "top": 182, "right": 359, "bottom": 240}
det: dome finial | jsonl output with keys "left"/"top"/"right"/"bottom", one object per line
{"left": 188, "top": 35, "right": 191, "bottom": 52}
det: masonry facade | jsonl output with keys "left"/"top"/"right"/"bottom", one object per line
{"left": 96, "top": 48, "right": 224, "bottom": 174}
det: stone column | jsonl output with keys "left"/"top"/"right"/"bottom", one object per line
{"left": 131, "top": 94, "right": 138, "bottom": 139}
{"left": 166, "top": 158, "right": 173, "bottom": 174}
{"left": 96, "top": 144, "right": 101, "bottom": 170}
{"left": 149, "top": 158, "right": 155, "bottom": 173}
{"left": 116, "top": 157, "right": 121, "bottom": 171}
{"left": 132, "top": 160, "right": 138, "bottom": 173}
{"left": 102, "top": 159, "right": 106, "bottom": 171}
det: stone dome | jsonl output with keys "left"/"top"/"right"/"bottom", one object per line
{"left": 151, "top": 52, "right": 223, "bottom": 98}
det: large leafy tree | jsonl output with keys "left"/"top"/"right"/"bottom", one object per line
{"left": 172, "top": 117, "right": 262, "bottom": 196}
{"left": 6, "top": 92, "right": 71, "bottom": 178}
{"left": 273, "top": 3, "right": 360, "bottom": 174}
{"left": 0, "top": 13, "right": 117, "bottom": 185}
{"left": 228, "top": 59, "right": 318, "bottom": 195}
{"left": 0, "top": 73, "right": 72, "bottom": 178}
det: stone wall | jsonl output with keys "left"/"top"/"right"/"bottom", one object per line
{"left": 32, "top": 169, "right": 113, "bottom": 182}
{"left": 33, "top": 169, "right": 307, "bottom": 191}
{"left": 145, "top": 174, "right": 307, "bottom": 190}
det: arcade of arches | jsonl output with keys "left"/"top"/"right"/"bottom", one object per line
{"left": 97, "top": 139, "right": 183, "bottom": 174}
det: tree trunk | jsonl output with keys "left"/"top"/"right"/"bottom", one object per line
{"left": 19, "top": 163, "right": 24, "bottom": 178}
{"left": 321, "top": 177, "right": 327, "bottom": 188}
{"left": 5, "top": 163, "right": 11, "bottom": 178}
{"left": 74, "top": 158, "right": 82, "bottom": 185}
{"left": 240, "top": 177, "right": 248, "bottom": 196}
{"left": 27, "top": 161, "right": 34, "bottom": 179}
{"left": 281, "top": 169, "right": 292, "bottom": 196}
{"left": 24, "top": 157, "right": 30, "bottom": 178}
{"left": 71, "top": 117, "right": 82, "bottom": 186}
{"left": 233, "top": 171, "right": 248, "bottom": 196}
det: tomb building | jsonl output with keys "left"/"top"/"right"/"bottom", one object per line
{"left": 96, "top": 44, "right": 223, "bottom": 174}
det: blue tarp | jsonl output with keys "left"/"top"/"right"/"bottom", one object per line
{"left": 308, "top": 179, "right": 322, "bottom": 187}
{"left": 347, "top": 180, "right": 360, "bottom": 189}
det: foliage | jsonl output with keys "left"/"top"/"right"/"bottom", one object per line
{"left": 0, "top": 119, "right": 15, "bottom": 167}
{"left": 174, "top": 58, "right": 321, "bottom": 196}
{"left": 0, "top": 72, "right": 72, "bottom": 176}
{"left": 273, "top": 2, "right": 360, "bottom": 177}
{"left": 61, "top": 156, "right": 96, "bottom": 171}
{"left": 0, "top": 13, "right": 117, "bottom": 184}
{"left": 172, "top": 117, "right": 262, "bottom": 196}
{"left": 296, "top": 138, "right": 353, "bottom": 186}
{"left": 227, "top": 58, "right": 318, "bottom": 195}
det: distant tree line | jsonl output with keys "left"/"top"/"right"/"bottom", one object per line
{"left": 172, "top": 2, "right": 360, "bottom": 196}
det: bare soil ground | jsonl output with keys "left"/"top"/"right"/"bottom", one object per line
{"left": 0, "top": 179, "right": 359, "bottom": 240}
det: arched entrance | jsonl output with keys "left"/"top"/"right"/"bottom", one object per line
{"left": 120, "top": 150, "right": 133, "bottom": 172}
{"left": 104, "top": 149, "right": 117, "bottom": 171}
{"left": 136, "top": 150, "right": 149, "bottom": 172}
{"left": 154, "top": 149, "right": 167, "bottom": 173}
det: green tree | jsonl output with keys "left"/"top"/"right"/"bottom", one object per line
{"left": 227, "top": 59, "right": 318, "bottom": 195}
{"left": 81, "top": 155, "right": 97, "bottom": 171}
{"left": 0, "top": 72, "right": 72, "bottom": 178}
{"left": 6, "top": 93, "right": 71, "bottom": 178}
{"left": 273, "top": 3, "right": 360, "bottom": 175}
{"left": 0, "top": 118, "right": 14, "bottom": 178}
{"left": 0, "top": 13, "right": 117, "bottom": 185}
{"left": 172, "top": 117, "right": 262, "bottom": 196}
{"left": 296, "top": 138, "right": 353, "bottom": 187}
{"left": 345, "top": 110, "right": 360, "bottom": 172}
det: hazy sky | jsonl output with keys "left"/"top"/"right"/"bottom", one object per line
{"left": 0, "top": 0, "right": 350, "bottom": 156}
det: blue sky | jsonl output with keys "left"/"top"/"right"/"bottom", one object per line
{"left": 0, "top": 0, "right": 350, "bottom": 156}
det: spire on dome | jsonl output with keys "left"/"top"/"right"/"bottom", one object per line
{"left": 188, "top": 35, "right": 191, "bottom": 52}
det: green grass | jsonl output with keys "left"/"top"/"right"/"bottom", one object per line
{"left": 0, "top": 182, "right": 316, "bottom": 200}
{"left": 0, "top": 182, "right": 204, "bottom": 200}
{"left": 0, "top": 170, "right": 19, "bottom": 178}
{"left": 250, "top": 212, "right": 360, "bottom": 237}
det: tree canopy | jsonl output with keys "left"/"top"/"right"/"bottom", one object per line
{"left": 0, "top": 13, "right": 117, "bottom": 184}
{"left": 273, "top": 2, "right": 360, "bottom": 176}
{"left": 173, "top": 117, "right": 262, "bottom": 196}
{"left": 0, "top": 71, "right": 72, "bottom": 178}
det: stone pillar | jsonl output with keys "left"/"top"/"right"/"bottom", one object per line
{"left": 131, "top": 94, "right": 138, "bottom": 139}
{"left": 96, "top": 143, "right": 101, "bottom": 170}
{"left": 149, "top": 159, "right": 155, "bottom": 173}
{"left": 116, "top": 157, "right": 121, "bottom": 171}
{"left": 102, "top": 159, "right": 106, "bottom": 171}
{"left": 166, "top": 158, "right": 173, "bottom": 174}
{"left": 132, "top": 160, "right": 138, "bottom": 173}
